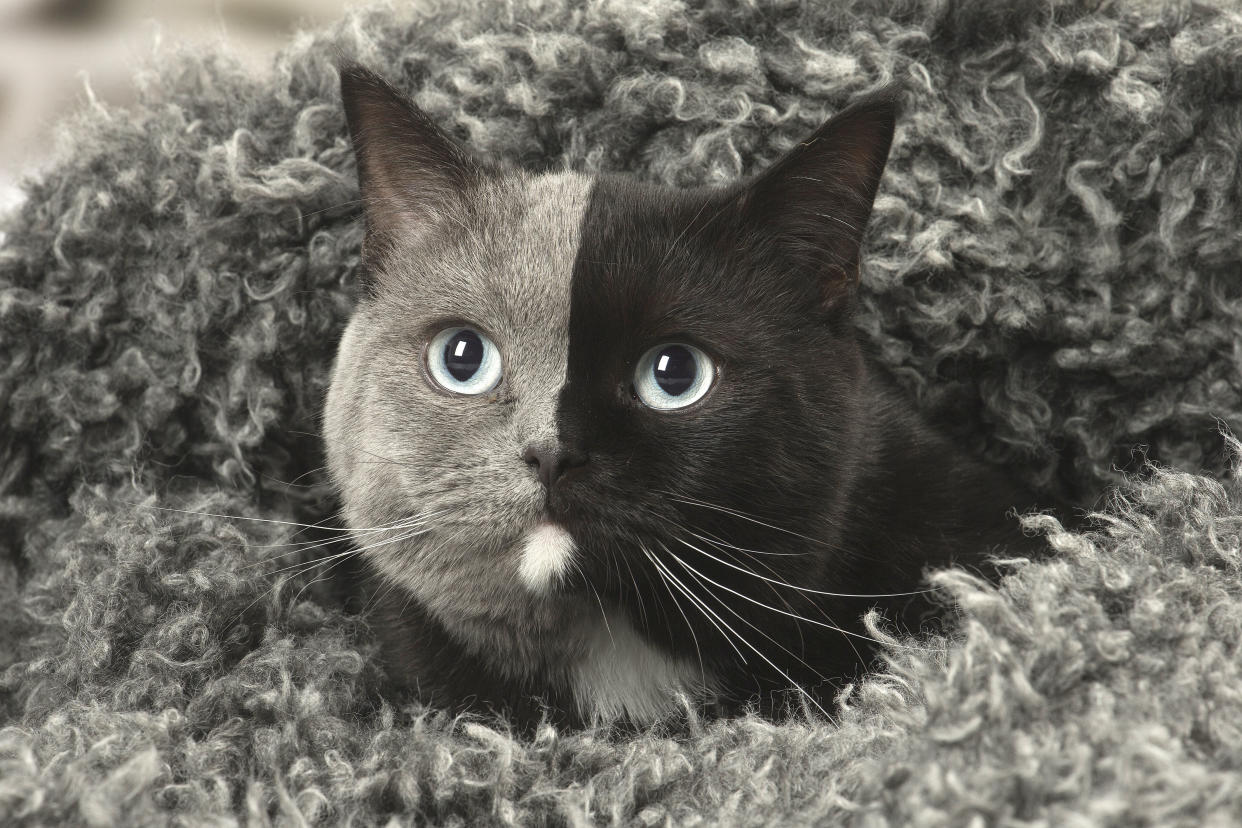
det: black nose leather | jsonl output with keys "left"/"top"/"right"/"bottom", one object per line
{"left": 523, "top": 442, "right": 588, "bottom": 489}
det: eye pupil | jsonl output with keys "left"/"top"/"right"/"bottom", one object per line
{"left": 444, "top": 330, "right": 484, "bottom": 381}
{"left": 653, "top": 345, "right": 696, "bottom": 396}
{"left": 633, "top": 342, "right": 713, "bottom": 410}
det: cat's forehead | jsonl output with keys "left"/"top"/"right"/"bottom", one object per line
{"left": 383, "top": 171, "right": 592, "bottom": 334}
{"left": 375, "top": 170, "right": 784, "bottom": 365}
{"left": 470, "top": 172, "right": 593, "bottom": 322}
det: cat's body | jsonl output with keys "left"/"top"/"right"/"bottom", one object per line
{"left": 324, "top": 65, "right": 1048, "bottom": 728}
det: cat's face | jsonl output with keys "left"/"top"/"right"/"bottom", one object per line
{"left": 324, "top": 65, "right": 895, "bottom": 688}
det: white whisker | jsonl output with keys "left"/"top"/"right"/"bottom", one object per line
{"left": 662, "top": 545, "right": 925, "bottom": 652}
{"left": 645, "top": 548, "right": 747, "bottom": 664}
{"left": 642, "top": 544, "right": 710, "bottom": 680}
{"left": 685, "top": 528, "right": 808, "bottom": 557}
{"left": 646, "top": 548, "right": 830, "bottom": 719}
{"left": 264, "top": 526, "right": 431, "bottom": 579}
{"left": 658, "top": 490, "right": 845, "bottom": 551}
{"left": 662, "top": 543, "right": 830, "bottom": 683}
{"left": 675, "top": 535, "right": 931, "bottom": 599}
{"left": 678, "top": 529, "right": 817, "bottom": 656}
{"left": 140, "top": 504, "right": 446, "bottom": 535}
{"left": 286, "top": 527, "right": 431, "bottom": 608}
{"left": 241, "top": 513, "right": 441, "bottom": 566}
{"left": 234, "top": 525, "right": 433, "bottom": 624}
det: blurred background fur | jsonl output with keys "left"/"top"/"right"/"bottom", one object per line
{"left": 0, "top": 0, "right": 356, "bottom": 212}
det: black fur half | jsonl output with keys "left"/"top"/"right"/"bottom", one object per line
{"left": 548, "top": 96, "right": 1048, "bottom": 716}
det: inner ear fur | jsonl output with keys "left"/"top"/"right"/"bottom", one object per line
{"left": 338, "top": 62, "right": 493, "bottom": 278}
{"left": 738, "top": 87, "right": 899, "bottom": 303}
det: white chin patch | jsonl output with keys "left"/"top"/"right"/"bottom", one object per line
{"left": 518, "top": 523, "right": 576, "bottom": 593}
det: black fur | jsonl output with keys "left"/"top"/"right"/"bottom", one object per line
{"left": 546, "top": 96, "right": 1048, "bottom": 716}
{"left": 336, "top": 67, "right": 1054, "bottom": 728}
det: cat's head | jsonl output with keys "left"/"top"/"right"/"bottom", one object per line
{"left": 324, "top": 63, "right": 896, "bottom": 675}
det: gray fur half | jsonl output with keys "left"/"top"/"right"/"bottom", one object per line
{"left": 325, "top": 170, "right": 598, "bottom": 675}
{"left": 2, "top": 0, "right": 1241, "bottom": 825}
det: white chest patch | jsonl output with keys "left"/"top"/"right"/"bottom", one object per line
{"left": 518, "top": 523, "right": 576, "bottom": 593}
{"left": 571, "top": 609, "right": 714, "bottom": 724}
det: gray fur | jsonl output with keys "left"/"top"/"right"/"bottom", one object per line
{"left": 325, "top": 170, "right": 598, "bottom": 678}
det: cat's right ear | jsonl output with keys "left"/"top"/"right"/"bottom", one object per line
{"left": 338, "top": 62, "right": 487, "bottom": 280}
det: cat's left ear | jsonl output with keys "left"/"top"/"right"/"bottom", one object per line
{"left": 338, "top": 61, "right": 491, "bottom": 279}
{"left": 738, "top": 87, "right": 898, "bottom": 304}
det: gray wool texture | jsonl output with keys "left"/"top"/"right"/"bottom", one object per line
{"left": 2, "top": 0, "right": 1242, "bottom": 824}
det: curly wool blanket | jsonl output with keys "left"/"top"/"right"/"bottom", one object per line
{"left": 2, "top": 0, "right": 1241, "bottom": 824}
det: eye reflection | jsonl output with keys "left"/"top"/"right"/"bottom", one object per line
{"left": 427, "top": 326, "right": 502, "bottom": 394}
{"left": 635, "top": 343, "right": 714, "bottom": 410}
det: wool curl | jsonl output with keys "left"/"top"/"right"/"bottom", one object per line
{"left": 1, "top": 0, "right": 1241, "bottom": 825}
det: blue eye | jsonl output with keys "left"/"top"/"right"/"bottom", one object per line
{"left": 634, "top": 343, "right": 715, "bottom": 410}
{"left": 427, "top": 326, "right": 502, "bottom": 394}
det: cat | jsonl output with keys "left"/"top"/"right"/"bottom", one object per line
{"left": 323, "top": 62, "right": 1050, "bottom": 728}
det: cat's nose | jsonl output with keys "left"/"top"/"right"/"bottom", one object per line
{"left": 522, "top": 442, "right": 588, "bottom": 490}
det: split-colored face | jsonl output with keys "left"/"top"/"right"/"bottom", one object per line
{"left": 324, "top": 64, "right": 895, "bottom": 722}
